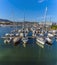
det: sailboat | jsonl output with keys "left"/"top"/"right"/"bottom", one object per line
{"left": 21, "top": 14, "right": 28, "bottom": 47}
{"left": 45, "top": 36, "right": 52, "bottom": 45}
{"left": 4, "top": 37, "right": 13, "bottom": 44}
{"left": 36, "top": 36, "right": 45, "bottom": 45}
{"left": 22, "top": 37, "right": 28, "bottom": 47}
{"left": 36, "top": 7, "right": 48, "bottom": 46}
{"left": 47, "top": 32, "right": 54, "bottom": 38}
{"left": 4, "top": 33, "right": 14, "bottom": 44}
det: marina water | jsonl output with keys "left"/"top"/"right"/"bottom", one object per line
{"left": 0, "top": 26, "right": 57, "bottom": 65}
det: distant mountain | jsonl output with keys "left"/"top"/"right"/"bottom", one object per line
{"left": 0, "top": 19, "right": 38, "bottom": 25}
{"left": 0, "top": 19, "right": 13, "bottom": 23}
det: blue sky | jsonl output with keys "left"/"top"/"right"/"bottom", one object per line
{"left": 0, "top": 0, "right": 57, "bottom": 22}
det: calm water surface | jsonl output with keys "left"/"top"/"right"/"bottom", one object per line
{"left": 0, "top": 26, "right": 57, "bottom": 65}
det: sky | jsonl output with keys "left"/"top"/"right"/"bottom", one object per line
{"left": 0, "top": 0, "right": 57, "bottom": 22}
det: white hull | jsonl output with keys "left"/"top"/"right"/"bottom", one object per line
{"left": 13, "top": 37, "right": 20, "bottom": 43}
{"left": 22, "top": 37, "right": 28, "bottom": 47}
{"left": 20, "top": 33, "right": 24, "bottom": 37}
{"left": 4, "top": 39, "right": 10, "bottom": 44}
{"left": 36, "top": 42, "right": 44, "bottom": 48}
{"left": 48, "top": 33, "right": 54, "bottom": 38}
{"left": 45, "top": 37, "right": 52, "bottom": 44}
{"left": 36, "top": 37, "right": 45, "bottom": 45}
{"left": 22, "top": 37, "right": 28, "bottom": 43}
{"left": 4, "top": 37, "right": 13, "bottom": 44}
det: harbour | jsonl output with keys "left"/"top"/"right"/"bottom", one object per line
{"left": 0, "top": 26, "right": 57, "bottom": 65}
{"left": 0, "top": 0, "right": 57, "bottom": 65}
{"left": 1, "top": 24, "right": 57, "bottom": 46}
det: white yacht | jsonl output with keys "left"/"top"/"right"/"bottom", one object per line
{"left": 48, "top": 33, "right": 54, "bottom": 38}
{"left": 45, "top": 37, "right": 52, "bottom": 45}
{"left": 9, "top": 33, "right": 14, "bottom": 37}
{"left": 5, "top": 33, "right": 10, "bottom": 37}
{"left": 36, "top": 41, "right": 44, "bottom": 48}
{"left": 36, "top": 36, "right": 45, "bottom": 45}
{"left": 18, "top": 29, "right": 21, "bottom": 33}
{"left": 4, "top": 37, "right": 13, "bottom": 44}
{"left": 13, "top": 37, "right": 21, "bottom": 45}
{"left": 22, "top": 37, "right": 28, "bottom": 47}
{"left": 4, "top": 33, "right": 14, "bottom": 44}
{"left": 15, "top": 33, "right": 19, "bottom": 37}
{"left": 32, "top": 32, "right": 36, "bottom": 38}
{"left": 39, "top": 33, "right": 44, "bottom": 37}
{"left": 25, "top": 28, "right": 29, "bottom": 33}
{"left": 20, "top": 32, "right": 24, "bottom": 37}
{"left": 4, "top": 39, "right": 10, "bottom": 44}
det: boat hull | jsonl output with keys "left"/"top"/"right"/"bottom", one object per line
{"left": 45, "top": 41, "right": 52, "bottom": 45}
{"left": 45, "top": 38, "right": 52, "bottom": 45}
{"left": 36, "top": 38, "right": 45, "bottom": 45}
{"left": 13, "top": 37, "right": 21, "bottom": 46}
{"left": 36, "top": 41, "right": 44, "bottom": 48}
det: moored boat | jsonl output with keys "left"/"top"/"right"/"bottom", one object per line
{"left": 36, "top": 36, "right": 45, "bottom": 45}
{"left": 22, "top": 37, "right": 28, "bottom": 47}
{"left": 13, "top": 37, "right": 21, "bottom": 46}
{"left": 45, "top": 37, "right": 52, "bottom": 45}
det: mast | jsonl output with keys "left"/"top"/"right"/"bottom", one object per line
{"left": 44, "top": 6, "right": 48, "bottom": 31}
{"left": 22, "top": 12, "right": 25, "bottom": 37}
{"left": 23, "top": 13, "right": 25, "bottom": 30}
{"left": 12, "top": 10, "right": 15, "bottom": 30}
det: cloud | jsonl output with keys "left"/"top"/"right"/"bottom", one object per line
{"left": 38, "top": 0, "right": 45, "bottom": 3}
